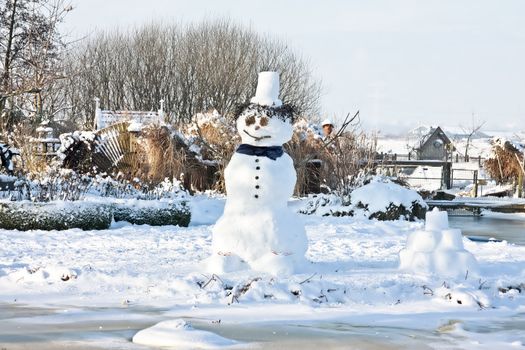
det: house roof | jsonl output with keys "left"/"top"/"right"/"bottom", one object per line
{"left": 418, "top": 126, "right": 452, "bottom": 150}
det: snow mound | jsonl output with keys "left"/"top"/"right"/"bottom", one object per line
{"left": 352, "top": 179, "right": 425, "bottom": 214}
{"left": 132, "top": 319, "right": 237, "bottom": 349}
{"left": 399, "top": 208, "right": 479, "bottom": 279}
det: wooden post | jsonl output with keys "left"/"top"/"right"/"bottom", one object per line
{"left": 519, "top": 171, "right": 523, "bottom": 198}
{"left": 473, "top": 170, "right": 479, "bottom": 197}
{"left": 442, "top": 162, "right": 452, "bottom": 189}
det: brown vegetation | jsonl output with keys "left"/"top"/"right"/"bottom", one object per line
{"left": 286, "top": 113, "right": 377, "bottom": 196}
{"left": 484, "top": 139, "right": 524, "bottom": 184}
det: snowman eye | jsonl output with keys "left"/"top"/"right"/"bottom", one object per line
{"left": 245, "top": 116, "right": 256, "bottom": 126}
{"left": 260, "top": 117, "right": 269, "bottom": 126}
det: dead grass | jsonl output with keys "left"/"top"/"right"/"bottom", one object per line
{"left": 484, "top": 139, "right": 524, "bottom": 184}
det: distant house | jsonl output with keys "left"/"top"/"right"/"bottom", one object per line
{"left": 415, "top": 126, "right": 453, "bottom": 161}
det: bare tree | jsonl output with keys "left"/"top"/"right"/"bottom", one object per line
{"left": 460, "top": 115, "right": 486, "bottom": 161}
{"left": 62, "top": 19, "right": 322, "bottom": 129}
{"left": 0, "top": 0, "right": 72, "bottom": 130}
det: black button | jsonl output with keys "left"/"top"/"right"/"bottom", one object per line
{"left": 255, "top": 176, "right": 259, "bottom": 180}
{"left": 256, "top": 166, "right": 260, "bottom": 170}
{"left": 255, "top": 159, "right": 259, "bottom": 162}
{"left": 255, "top": 185, "right": 260, "bottom": 189}
{"left": 254, "top": 195, "right": 259, "bottom": 198}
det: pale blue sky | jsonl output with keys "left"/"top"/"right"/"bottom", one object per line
{"left": 65, "top": 0, "right": 525, "bottom": 133}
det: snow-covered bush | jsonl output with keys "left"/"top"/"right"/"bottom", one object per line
{"left": 9, "top": 169, "right": 92, "bottom": 202}
{"left": 298, "top": 193, "right": 353, "bottom": 217}
{"left": 181, "top": 110, "right": 239, "bottom": 192}
{"left": 351, "top": 178, "right": 427, "bottom": 220}
{"left": 57, "top": 131, "right": 97, "bottom": 172}
{"left": 0, "top": 170, "right": 191, "bottom": 229}
{"left": 0, "top": 201, "right": 112, "bottom": 230}
{"left": 113, "top": 200, "right": 190, "bottom": 227}
{"left": 298, "top": 177, "right": 427, "bottom": 221}
{"left": 87, "top": 175, "right": 188, "bottom": 200}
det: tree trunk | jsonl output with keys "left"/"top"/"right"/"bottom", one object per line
{"left": 1, "top": 0, "right": 18, "bottom": 130}
{"left": 2, "top": 0, "right": 18, "bottom": 92}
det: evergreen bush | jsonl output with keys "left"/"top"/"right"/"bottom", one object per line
{"left": 0, "top": 202, "right": 112, "bottom": 231}
{"left": 113, "top": 200, "right": 191, "bottom": 227}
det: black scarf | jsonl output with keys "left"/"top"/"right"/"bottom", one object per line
{"left": 235, "top": 144, "right": 284, "bottom": 161}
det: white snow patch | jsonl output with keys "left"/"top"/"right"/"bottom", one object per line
{"left": 133, "top": 319, "right": 238, "bottom": 348}
{"left": 351, "top": 178, "right": 426, "bottom": 213}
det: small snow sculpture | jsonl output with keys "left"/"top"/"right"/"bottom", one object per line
{"left": 399, "top": 208, "right": 479, "bottom": 278}
{"left": 207, "top": 72, "right": 308, "bottom": 276}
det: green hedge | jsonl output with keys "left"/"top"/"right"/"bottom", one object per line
{"left": 0, "top": 200, "right": 191, "bottom": 231}
{"left": 113, "top": 201, "right": 191, "bottom": 227}
{"left": 0, "top": 202, "right": 113, "bottom": 231}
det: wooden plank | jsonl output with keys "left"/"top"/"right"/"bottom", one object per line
{"left": 426, "top": 199, "right": 525, "bottom": 213}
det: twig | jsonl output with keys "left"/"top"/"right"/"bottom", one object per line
{"left": 422, "top": 285, "right": 434, "bottom": 296}
{"left": 199, "top": 273, "right": 224, "bottom": 289}
{"left": 243, "top": 129, "right": 271, "bottom": 141}
{"left": 478, "top": 280, "right": 487, "bottom": 290}
{"left": 227, "top": 277, "right": 261, "bottom": 305}
{"left": 299, "top": 273, "right": 317, "bottom": 285}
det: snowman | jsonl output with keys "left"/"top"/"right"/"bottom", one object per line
{"left": 207, "top": 72, "right": 308, "bottom": 276}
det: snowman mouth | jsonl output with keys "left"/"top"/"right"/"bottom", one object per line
{"left": 243, "top": 129, "right": 271, "bottom": 142}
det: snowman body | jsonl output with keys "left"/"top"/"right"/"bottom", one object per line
{"left": 209, "top": 100, "right": 308, "bottom": 275}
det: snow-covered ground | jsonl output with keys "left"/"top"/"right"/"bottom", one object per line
{"left": 0, "top": 196, "right": 524, "bottom": 349}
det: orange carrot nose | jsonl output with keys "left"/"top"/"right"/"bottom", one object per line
{"left": 255, "top": 125, "right": 260, "bottom": 130}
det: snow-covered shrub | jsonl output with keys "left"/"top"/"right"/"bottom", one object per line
{"left": 351, "top": 178, "right": 427, "bottom": 220}
{"left": 0, "top": 201, "right": 112, "bottom": 230}
{"left": 9, "top": 169, "right": 92, "bottom": 202}
{"left": 57, "top": 131, "right": 97, "bottom": 172}
{"left": 298, "top": 177, "right": 427, "bottom": 221}
{"left": 87, "top": 175, "right": 188, "bottom": 200}
{"left": 297, "top": 193, "right": 353, "bottom": 217}
{"left": 113, "top": 200, "right": 190, "bottom": 227}
{"left": 181, "top": 110, "right": 239, "bottom": 192}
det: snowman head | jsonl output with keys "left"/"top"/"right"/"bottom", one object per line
{"left": 235, "top": 72, "right": 296, "bottom": 147}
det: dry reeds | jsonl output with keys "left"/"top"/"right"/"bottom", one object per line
{"left": 140, "top": 125, "right": 216, "bottom": 192}
{"left": 286, "top": 118, "right": 377, "bottom": 196}
{"left": 484, "top": 139, "right": 524, "bottom": 184}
